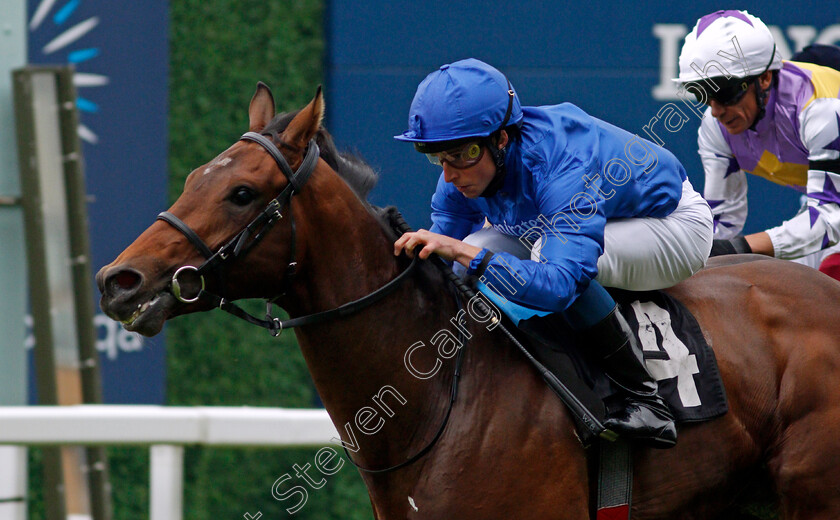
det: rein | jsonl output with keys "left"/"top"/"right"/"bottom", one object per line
{"left": 157, "top": 132, "right": 607, "bottom": 476}
{"left": 342, "top": 295, "right": 466, "bottom": 474}
{"left": 157, "top": 129, "right": 462, "bottom": 472}
{"left": 341, "top": 231, "right": 468, "bottom": 473}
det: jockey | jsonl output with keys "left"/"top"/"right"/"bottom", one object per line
{"left": 393, "top": 58, "right": 714, "bottom": 448}
{"left": 675, "top": 10, "right": 840, "bottom": 264}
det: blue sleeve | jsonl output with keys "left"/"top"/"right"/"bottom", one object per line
{"left": 429, "top": 172, "right": 485, "bottom": 239}
{"left": 478, "top": 159, "right": 605, "bottom": 313}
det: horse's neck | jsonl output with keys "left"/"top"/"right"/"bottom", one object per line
{"left": 288, "top": 181, "right": 400, "bottom": 316}
{"left": 286, "top": 178, "right": 464, "bottom": 465}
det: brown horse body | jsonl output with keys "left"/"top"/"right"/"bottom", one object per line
{"left": 98, "top": 85, "right": 840, "bottom": 519}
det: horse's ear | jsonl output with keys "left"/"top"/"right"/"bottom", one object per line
{"left": 249, "top": 81, "right": 276, "bottom": 132}
{"left": 282, "top": 86, "right": 324, "bottom": 150}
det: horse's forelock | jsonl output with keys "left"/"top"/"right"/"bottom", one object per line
{"left": 263, "top": 111, "right": 378, "bottom": 200}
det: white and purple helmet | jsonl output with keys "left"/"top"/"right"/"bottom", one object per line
{"left": 676, "top": 10, "right": 781, "bottom": 83}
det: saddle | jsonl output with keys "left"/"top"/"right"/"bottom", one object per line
{"left": 510, "top": 289, "right": 730, "bottom": 520}
{"left": 376, "top": 206, "right": 728, "bottom": 519}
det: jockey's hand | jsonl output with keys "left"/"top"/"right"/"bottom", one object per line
{"left": 709, "top": 236, "right": 752, "bottom": 257}
{"left": 394, "top": 229, "right": 482, "bottom": 266}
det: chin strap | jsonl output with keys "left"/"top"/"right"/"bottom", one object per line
{"left": 480, "top": 78, "right": 516, "bottom": 198}
{"left": 479, "top": 143, "right": 508, "bottom": 198}
{"left": 749, "top": 78, "right": 771, "bottom": 131}
{"left": 749, "top": 45, "right": 778, "bottom": 131}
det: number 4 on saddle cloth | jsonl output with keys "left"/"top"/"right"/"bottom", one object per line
{"left": 478, "top": 282, "right": 729, "bottom": 432}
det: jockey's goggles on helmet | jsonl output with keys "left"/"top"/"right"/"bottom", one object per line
{"left": 423, "top": 141, "right": 486, "bottom": 168}
{"left": 689, "top": 44, "right": 776, "bottom": 106}
{"left": 690, "top": 76, "right": 755, "bottom": 106}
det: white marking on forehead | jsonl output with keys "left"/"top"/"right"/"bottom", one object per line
{"left": 203, "top": 156, "right": 234, "bottom": 176}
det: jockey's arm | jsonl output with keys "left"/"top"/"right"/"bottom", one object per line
{"left": 763, "top": 98, "right": 840, "bottom": 259}
{"left": 398, "top": 164, "right": 603, "bottom": 314}
{"left": 461, "top": 164, "right": 604, "bottom": 313}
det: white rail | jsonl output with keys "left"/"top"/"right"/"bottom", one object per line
{"left": 0, "top": 406, "right": 339, "bottom": 520}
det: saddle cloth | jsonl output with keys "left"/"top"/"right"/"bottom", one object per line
{"left": 611, "top": 288, "right": 727, "bottom": 423}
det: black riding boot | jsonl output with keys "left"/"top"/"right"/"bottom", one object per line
{"left": 586, "top": 306, "right": 677, "bottom": 449}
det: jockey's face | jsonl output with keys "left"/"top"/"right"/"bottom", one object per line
{"left": 441, "top": 131, "right": 508, "bottom": 199}
{"left": 709, "top": 71, "right": 773, "bottom": 135}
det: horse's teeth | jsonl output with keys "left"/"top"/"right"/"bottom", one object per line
{"left": 122, "top": 311, "right": 139, "bottom": 326}
{"left": 123, "top": 301, "right": 150, "bottom": 326}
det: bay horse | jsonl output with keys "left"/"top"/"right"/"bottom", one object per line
{"left": 97, "top": 83, "right": 840, "bottom": 519}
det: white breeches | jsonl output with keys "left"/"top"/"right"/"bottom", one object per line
{"left": 465, "top": 179, "right": 713, "bottom": 290}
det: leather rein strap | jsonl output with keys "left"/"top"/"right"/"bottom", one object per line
{"left": 158, "top": 133, "right": 463, "bottom": 474}
{"left": 158, "top": 131, "right": 318, "bottom": 294}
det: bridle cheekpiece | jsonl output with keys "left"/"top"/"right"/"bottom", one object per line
{"left": 157, "top": 131, "right": 319, "bottom": 334}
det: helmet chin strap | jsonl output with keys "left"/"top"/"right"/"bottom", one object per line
{"left": 480, "top": 80, "right": 515, "bottom": 198}
{"left": 479, "top": 142, "right": 507, "bottom": 197}
{"left": 749, "top": 75, "right": 774, "bottom": 131}
{"left": 748, "top": 45, "right": 777, "bottom": 131}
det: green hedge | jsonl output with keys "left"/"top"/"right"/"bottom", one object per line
{"left": 31, "top": 1, "right": 372, "bottom": 519}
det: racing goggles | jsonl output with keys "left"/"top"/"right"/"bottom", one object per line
{"left": 425, "top": 141, "right": 486, "bottom": 168}
{"left": 690, "top": 76, "right": 754, "bottom": 106}
{"left": 690, "top": 44, "right": 776, "bottom": 107}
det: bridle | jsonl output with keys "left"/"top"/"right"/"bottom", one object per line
{"left": 156, "top": 130, "right": 453, "bottom": 474}
{"left": 157, "top": 131, "right": 417, "bottom": 335}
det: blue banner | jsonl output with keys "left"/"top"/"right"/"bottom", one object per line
{"left": 326, "top": 1, "right": 840, "bottom": 233}
{"left": 27, "top": 0, "right": 168, "bottom": 403}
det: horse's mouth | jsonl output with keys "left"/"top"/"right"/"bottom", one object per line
{"left": 104, "top": 290, "right": 176, "bottom": 337}
{"left": 120, "top": 295, "right": 158, "bottom": 328}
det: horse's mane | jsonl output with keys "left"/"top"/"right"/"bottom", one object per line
{"left": 267, "top": 113, "right": 475, "bottom": 359}
{"left": 264, "top": 111, "right": 378, "bottom": 200}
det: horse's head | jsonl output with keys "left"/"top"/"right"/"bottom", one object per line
{"left": 97, "top": 83, "right": 327, "bottom": 336}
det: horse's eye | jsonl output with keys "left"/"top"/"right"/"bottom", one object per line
{"left": 229, "top": 186, "right": 256, "bottom": 206}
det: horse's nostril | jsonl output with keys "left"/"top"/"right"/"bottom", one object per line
{"left": 114, "top": 270, "right": 141, "bottom": 290}
{"left": 106, "top": 268, "right": 143, "bottom": 296}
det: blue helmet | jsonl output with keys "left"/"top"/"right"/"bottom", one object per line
{"left": 394, "top": 58, "right": 523, "bottom": 145}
